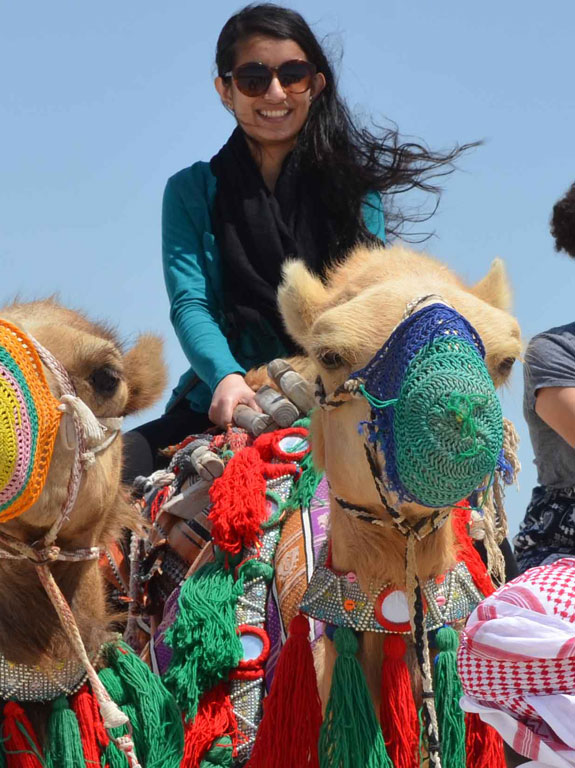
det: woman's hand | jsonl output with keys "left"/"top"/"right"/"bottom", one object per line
{"left": 209, "top": 373, "right": 261, "bottom": 427}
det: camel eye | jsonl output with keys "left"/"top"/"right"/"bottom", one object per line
{"left": 90, "top": 366, "right": 121, "bottom": 396}
{"left": 318, "top": 350, "right": 346, "bottom": 369}
{"left": 498, "top": 357, "right": 516, "bottom": 376}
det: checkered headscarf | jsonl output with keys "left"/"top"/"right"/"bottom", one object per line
{"left": 458, "top": 557, "right": 575, "bottom": 768}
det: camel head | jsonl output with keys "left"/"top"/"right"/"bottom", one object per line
{"left": 0, "top": 298, "right": 167, "bottom": 550}
{"left": 278, "top": 245, "right": 521, "bottom": 584}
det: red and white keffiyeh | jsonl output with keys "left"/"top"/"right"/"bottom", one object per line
{"left": 458, "top": 557, "right": 575, "bottom": 768}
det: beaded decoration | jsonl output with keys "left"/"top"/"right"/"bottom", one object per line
{"left": 300, "top": 543, "right": 485, "bottom": 634}
{"left": 0, "top": 319, "right": 62, "bottom": 522}
{"left": 350, "top": 303, "right": 504, "bottom": 508}
{"left": 0, "top": 646, "right": 104, "bottom": 702}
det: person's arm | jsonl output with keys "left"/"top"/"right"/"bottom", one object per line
{"left": 525, "top": 331, "right": 575, "bottom": 447}
{"left": 362, "top": 191, "right": 386, "bottom": 243}
{"left": 535, "top": 387, "right": 575, "bottom": 447}
{"left": 162, "top": 173, "right": 258, "bottom": 424}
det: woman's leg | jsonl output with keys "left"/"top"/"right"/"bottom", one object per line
{"left": 122, "top": 404, "right": 212, "bottom": 484}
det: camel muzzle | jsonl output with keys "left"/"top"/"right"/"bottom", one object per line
{"left": 317, "top": 301, "right": 504, "bottom": 512}
{"left": 354, "top": 301, "right": 504, "bottom": 509}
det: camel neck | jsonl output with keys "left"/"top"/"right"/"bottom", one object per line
{"left": 0, "top": 558, "right": 109, "bottom": 667}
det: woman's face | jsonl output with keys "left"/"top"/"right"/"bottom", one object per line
{"left": 215, "top": 35, "right": 326, "bottom": 150}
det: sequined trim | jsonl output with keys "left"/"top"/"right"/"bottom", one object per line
{"left": 0, "top": 644, "right": 104, "bottom": 702}
{"left": 299, "top": 544, "right": 484, "bottom": 634}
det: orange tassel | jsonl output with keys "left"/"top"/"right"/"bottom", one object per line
{"left": 180, "top": 683, "right": 238, "bottom": 768}
{"left": 247, "top": 614, "right": 322, "bottom": 768}
{"left": 465, "top": 711, "right": 506, "bottom": 768}
{"left": 1, "top": 701, "right": 44, "bottom": 768}
{"left": 379, "top": 635, "right": 419, "bottom": 768}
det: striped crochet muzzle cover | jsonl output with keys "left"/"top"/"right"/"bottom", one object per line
{"left": 0, "top": 319, "right": 63, "bottom": 522}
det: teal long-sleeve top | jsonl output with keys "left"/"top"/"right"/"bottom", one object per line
{"left": 163, "top": 161, "right": 386, "bottom": 413}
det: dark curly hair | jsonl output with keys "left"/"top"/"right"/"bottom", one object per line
{"left": 551, "top": 183, "right": 575, "bottom": 257}
{"left": 216, "top": 3, "right": 479, "bottom": 244}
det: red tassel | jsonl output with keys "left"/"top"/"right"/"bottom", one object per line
{"left": 71, "top": 683, "right": 110, "bottom": 766}
{"left": 452, "top": 503, "right": 495, "bottom": 597}
{"left": 1, "top": 701, "right": 44, "bottom": 768}
{"left": 379, "top": 635, "right": 419, "bottom": 768}
{"left": 208, "top": 447, "right": 269, "bottom": 553}
{"left": 150, "top": 485, "right": 172, "bottom": 523}
{"left": 247, "top": 614, "right": 322, "bottom": 768}
{"left": 465, "top": 711, "right": 506, "bottom": 768}
{"left": 180, "top": 683, "right": 239, "bottom": 768}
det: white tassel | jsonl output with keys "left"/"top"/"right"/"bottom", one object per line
{"left": 100, "top": 698, "right": 129, "bottom": 729}
{"left": 59, "top": 394, "right": 106, "bottom": 445}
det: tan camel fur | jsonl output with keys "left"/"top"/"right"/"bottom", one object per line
{"left": 0, "top": 299, "right": 166, "bottom": 711}
{"left": 249, "top": 244, "right": 521, "bottom": 714}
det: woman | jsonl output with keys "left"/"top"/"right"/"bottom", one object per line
{"left": 514, "top": 183, "right": 575, "bottom": 572}
{"left": 124, "top": 3, "right": 474, "bottom": 482}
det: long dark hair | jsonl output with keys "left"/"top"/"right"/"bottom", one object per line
{"left": 551, "top": 183, "right": 575, "bottom": 257}
{"left": 216, "top": 3, "right": 478, "bottom": 245}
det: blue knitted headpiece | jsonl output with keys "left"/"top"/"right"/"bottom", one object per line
{"left": 351, "top": 303, "right": 504, "bottom": 508}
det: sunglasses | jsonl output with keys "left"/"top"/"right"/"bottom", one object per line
{"left": 224, "top": 59, "right": 317, "bottom": 98}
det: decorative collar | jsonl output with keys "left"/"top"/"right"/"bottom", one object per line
{"left": 0, "top": 643, "right": 105, "bottom": 702}
{"left": 299, "top": 543, "right": 485, "bottom": 635}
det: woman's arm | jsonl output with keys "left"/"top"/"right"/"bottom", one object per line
{"left": 362, "top": 191, "right": 386, "bottom": 242}
{"left": 535, "top": 386, "right": 575, "bottom": 447}
{"left": 162, "top": 173, "right": 258, "bottom": 424}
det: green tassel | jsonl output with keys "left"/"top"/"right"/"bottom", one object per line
{"left": 98, "top": 666, "right": 130, "bottom": 767}
{"left": 199, "top": 734, "right": 233, "bottom": 767}
{"left": 283, "top": 417, "right": 323, "bottom": 512}
{"left": 319, "top": 628, "right": 392, "bottom": 768}
{"left": 107, "top": 643, "right": 183, "bottom": 768}
{"left": 164, "top": 558, "right": 244, "bottom": 719}
{"left": 44, "top": 696, "right": 87, "bottom": 768}
{"left": 0, "top": 730, "right": 6, "bottom": 768}
{"left": 287, "top": 449, "right": 323, "bottom": 511}
{"left": 434, "top": 625, "right": 466, "bottom": 768}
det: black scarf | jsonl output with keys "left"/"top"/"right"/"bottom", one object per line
{"left": 210, "top": 128, "right": 338, "bottom": 355}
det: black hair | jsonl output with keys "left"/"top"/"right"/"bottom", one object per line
{"left": 551, "top": 183, "right": 575, "bottom": 258}
{"left": 216, "top": 3, "right": 478, "bottom": 245}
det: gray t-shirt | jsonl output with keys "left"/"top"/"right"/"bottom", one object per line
{"left": 524, "top": 322, "right": 575, "bottom": 488}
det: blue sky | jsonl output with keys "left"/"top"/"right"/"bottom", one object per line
{"left": 2, "top": 1, "right": 574, "bottom": 536}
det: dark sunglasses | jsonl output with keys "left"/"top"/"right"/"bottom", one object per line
{"left": 224, "top": 59, "right": 317, "bottom": 98}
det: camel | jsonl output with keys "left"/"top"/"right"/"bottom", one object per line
{"left": 142, "top": 243, "right": 522, "bottom": 767}
{"left": 0, "top": 299, "right": 181, "bottom": 766}
{"left": 266, "top": 243, "right": 522, "bottom": 766}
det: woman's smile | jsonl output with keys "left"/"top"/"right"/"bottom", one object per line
{"left": 256, "top": 108, "right": 292, "bottom": 120}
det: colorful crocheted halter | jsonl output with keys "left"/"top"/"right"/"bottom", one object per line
{"left": 351, "top": 302, "right": 503, "bottom": 508}
{"left": 0, "top": 320, "right": 62, "bottom": 522}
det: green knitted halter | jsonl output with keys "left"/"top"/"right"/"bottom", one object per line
{"left": 393, "top": 335, "right": 502, "bottom": 507}
{"left": 348, "top": 302, "right": 503, "bottom": 509}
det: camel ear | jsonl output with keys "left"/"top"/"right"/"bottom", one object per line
{"left": 471, "top": 259, "right": 513, "bottom": 311}
{"left": 278, "top": 260, "right": 329, "bottom": 349}
{"left": 122, "top": 334, "right": 167, "bottom": 415}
